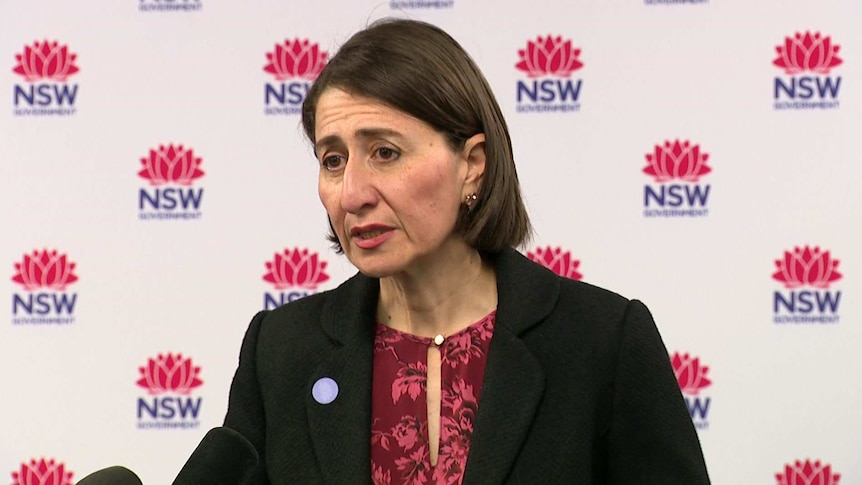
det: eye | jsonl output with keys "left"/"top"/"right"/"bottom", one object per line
{"left": 321, "top": 154, "right": 346, "bottom": 172}
{"left": 372, "top": 146, "right": 400, "bottom": 162}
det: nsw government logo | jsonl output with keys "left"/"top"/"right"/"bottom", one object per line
{"left": 671, "top": 352, "right": 711, "bottom": 430}
{"left": 775, "top": 459, "right": 841, "bottom": 485}
{"left": 263, "top": 248, "right": 330, "bottom": 310}
{"left": 263, "top": 39, "right": 327, "bottom": 116}
{"left": 515, "top": 36, "right": 583, "bottom": 114}
{"left": 772, "top": 245, "right": 842, "bottom": 324}
{"left": 10, "top": 458, "right": 75, "bottom": 485}
{"left": 773, "top": 32, "right": 843, "bottom": 110}
{"left": 137, "top": 144, "right": 205, "bottom": 220}
{"left": 12, "top": 40, "right": 79, "bottom": 116}
{"left": 642, "top": 140, "right": 711, "bottom": 218}
{"left": 136, "top": 352, "right": 203, "bottom": 430}
{"left": 11, "top": 249, "right": 78, "bottom": 325}
{"left": 526, "top": 246, "right": 583, "bottom": 280}
{"left": 139, "top": 0, "right": 202, "bottom": 12}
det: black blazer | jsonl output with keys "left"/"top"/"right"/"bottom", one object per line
{"left": 224, "top": 249, "right": 710, "bottom": 484}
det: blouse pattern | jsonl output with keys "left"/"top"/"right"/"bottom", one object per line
{"left": 371, "top": 312, "right": 496, "bottom": 485}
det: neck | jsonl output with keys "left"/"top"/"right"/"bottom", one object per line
{"left": 376, "top": 241, "right": 497, "bottom": 338}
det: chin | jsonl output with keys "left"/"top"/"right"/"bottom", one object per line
{"left": 345, "top": 252, "right": 404, "bottom": 279}
{"left": 347, "top": 253, "right": 416, "bottom": 278}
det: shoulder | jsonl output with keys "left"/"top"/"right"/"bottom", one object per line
{"left": 265, "top": 286, "right": 331, "bottom": 321}
{"left": 496, "top": 249, "right": 654, "bottom": 351}
{"left": 260, "top": 269, "right": 362, "bottom": 318}
{"left": 252, "top": 270, "right": 378, "bottom": 345}
{"left": 495, "top": 247, "right": 636, "bottom": 324}
{"left": 558, "top": 276, "right": 632, "bottom": 312}
{"left": 249, "top": 289, "right": 328, "bottom": 342}
{"left": 244, "top": 280, "right": 336, "bottom": 344}
{"left": 555, "top": 276, "right": 653, "bottom": 332}
{"left": 529, "top": 276, "right": 648, "bottom": 352}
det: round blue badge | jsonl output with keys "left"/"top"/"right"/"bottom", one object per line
{"left": 312, "top": 377, "right": 339, "bottom": 404}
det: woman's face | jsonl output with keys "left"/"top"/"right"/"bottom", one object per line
{"left": 314, "top": 88, "right": 484, "bottom": 278}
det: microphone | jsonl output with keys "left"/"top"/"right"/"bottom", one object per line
{"left": 77, "top": 466, "right": 142, "bottom": 485}
{"left": 173, "top": 426, "right": 260, "bottom": 485}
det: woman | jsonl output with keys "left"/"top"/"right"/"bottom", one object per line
{"left": 224, "top": 19, "right": 710, "bottom": 484}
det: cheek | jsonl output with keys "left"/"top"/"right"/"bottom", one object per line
{"left": 318, "top": 179, "right": 342, "bottom": 217}
{"left": 410, "top": 165, "right": 460, "bottom": 214}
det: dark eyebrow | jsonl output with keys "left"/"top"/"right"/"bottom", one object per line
{"left": 315, "top": 128, "right": 405, "bottom": 156}
{"left": 354, "top": 128, "right": 405, "bottom": 141}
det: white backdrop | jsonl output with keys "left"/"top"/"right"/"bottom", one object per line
{"left": 1, "top": 1, "right": 860, "bottom": 484}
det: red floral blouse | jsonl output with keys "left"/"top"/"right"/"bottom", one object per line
{"left": 371, "top": 311, "right": 496, "bottom": 485}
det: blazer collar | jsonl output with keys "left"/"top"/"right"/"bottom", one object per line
{"left": 463, "top": 249, "right": 558, "bottom": 483}
{"left": 491, "top": 248, "right": 560, "bottom": 335}
{"left": 308, "top": 248, "right": 560, "bottom": 484}
{"left": 317, "top": 248, "right": 560, "bottom": 343}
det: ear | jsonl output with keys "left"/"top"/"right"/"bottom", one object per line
{"left": 461, "top": 133, "right": 486, "bottom": 193}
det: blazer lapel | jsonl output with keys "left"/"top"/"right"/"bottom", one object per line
{"left": 303, "top": 250, "right": 559, "bottom": 484}
{"left": 463, "top": 249, "right": 560, "bottom": 484}
{"left": 306, "top": 274, "right": 379, "bottom": 484}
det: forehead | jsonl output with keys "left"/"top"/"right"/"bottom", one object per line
{"left": 314, "top": 88, "right": 420, "bottom": 137}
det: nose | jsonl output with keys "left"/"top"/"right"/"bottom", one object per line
{"left": 340, "top": 158, "right": 378, "bottom": 214}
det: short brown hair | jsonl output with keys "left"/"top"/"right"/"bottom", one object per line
{"left": 301, "top": 18, "right": 531, "bottom": 253}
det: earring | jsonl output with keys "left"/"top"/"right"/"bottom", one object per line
{"left": 464, "top": 193, "right": 478, "bottom": 208}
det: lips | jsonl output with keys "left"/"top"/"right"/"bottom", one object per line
{"left": 362, "top": 229, "right": 397, "bottom": 240}
{"left": 350, "top": 224, "right": 393, "bottom": 238}
{"left": 349, "top": 224, "right": 394, "bottom": 249}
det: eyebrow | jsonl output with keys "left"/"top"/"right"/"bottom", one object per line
{"left": 315, "top": 128, "right": 406, "bottom": 155}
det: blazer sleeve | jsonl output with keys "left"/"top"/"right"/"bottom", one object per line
{"left": 606, "top": 300, "right": 711, "bottom": 484}
{"left": 223, "top": 311, "right": 271, "bottom": 485}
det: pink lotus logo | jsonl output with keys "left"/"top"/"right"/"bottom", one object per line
{"left": 12, "top": 40, "right": 79, "bottom": 82}
{"left": 776, "top": 459, "right": 841, "bottom": 485}
{"left": 772, "top": 246, "right": 842, "bottom": 289}
{"left": 526, "top": 246, "right": 583, "bottom": 280}
{"left": 516, "top": 35, "right": 583, "bottom": 78}
{"left": 643, "top": 140, "right": 712, "bottom": 183}
{"left": 11, "top": 458, "right": 74, "bottom": 485}
{"left": 263, "top": 39, "right": 328, "bottom": 81}
{"left": 137, "top": 144, "right": 205, "bottom": 186}
{"left": 136, "top": 353, "right": 203, "bottom": 395}
{"left": 11, "top": 249, "right": 79, "bottom": 291}
{"left": 773, "top": 32, "right": 843, "bottom": 75}
{"left": 263, "top": 248, "right": 330, "bottom": 290}
{"left": 670, "top": 352, "right": 711, "bottom": 396}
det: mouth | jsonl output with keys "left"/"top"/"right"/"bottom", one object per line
{"left": 349, "top": 225, "right": 393, "bottom": 240}
{"left": 356, "top": 230, "right": 386, "bottom": 240}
